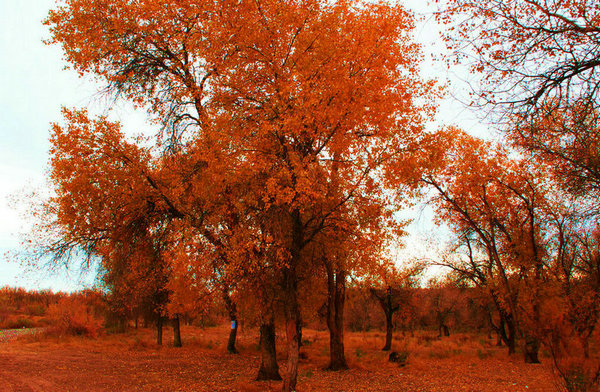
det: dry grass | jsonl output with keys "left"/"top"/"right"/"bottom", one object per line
{"left": 0, "top": 325, "right": 557, "bottom": 391}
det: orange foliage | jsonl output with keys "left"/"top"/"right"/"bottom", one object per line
{"left": 43, "top": 0, "right": 436, "bottom": 389}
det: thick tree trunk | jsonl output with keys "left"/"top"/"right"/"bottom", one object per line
{"left": 282, "top": 210, "right": 302, "bottom": 392}
{"left": 257, "top": 321, "right": 282, "bottom": 381}
{"left": 227, "top": 320, "right": 239, "bottom": 354}
{"left": 326, "top": 266, "right": 348, "bottom": 371}
{"left": 223, "top": 288, "right": 239, "bottom": 354}
{"left": 173, "top": 314, "right": 182, "bottom": 347}
{"left": 156, "top": 316, "right": 163, "bottom": 346}
{"left": 282, "top": 268, "right": 300, "bottom": 392}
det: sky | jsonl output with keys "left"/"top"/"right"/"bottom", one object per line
{"left": 0, "top": 0, "right": 483, "bottom": 292}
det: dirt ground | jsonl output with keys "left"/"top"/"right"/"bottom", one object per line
{"left": 0, "top": 325, "right": 559, "bottom": 392}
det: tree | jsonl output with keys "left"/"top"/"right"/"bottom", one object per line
{"left": 423, "top": 129, "right": 553, "bottom": 361}
{"left": 439, "top": 0, "right": 600, "bottom": 115}
{"left": 542, "top": 211, "right": 600, "bottom": 391}
{"left": 369, "top": 263, "right": 422, "bottom": 351}
{"left": 438, "top": 0, "right": 600, "bottom": 206}
{"left": 45, "top": 1, "right": 433, "bottom": 390}
{"left": 511, "top": 105, "right": 600, "bottom": 204}
{"left": 425, "top": 277, "right": 465, "bottom": 338}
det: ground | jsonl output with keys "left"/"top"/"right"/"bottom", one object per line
{"left": 0, "top": 325, "right": 558, "bottom": 391}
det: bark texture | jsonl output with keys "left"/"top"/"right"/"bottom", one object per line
{"left": 256, "top": 321, "right": 282, "bottom": 381}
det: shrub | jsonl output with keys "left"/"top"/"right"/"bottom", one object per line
{"left": 389, "top": 349, "right": 410, "bottom": 367}
{"left": 4, "top": 317, "right": 34, "bottom": 329}
{"left": 26, "top": 304, "right": 46, "bottom": 317}
{"left": 355, "top": 347, "right": 365, "bottom": 359}
{"left": 47, "top": 296, "right": 103, "bottom": 338}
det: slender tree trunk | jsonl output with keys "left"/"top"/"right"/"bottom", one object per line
{"left": 523, "top": 258, "right": 542, "bottom": 364}
{"left": 223, "top": 288, "right": 239, "bottom": 354}
{"left": 257, "top": 320, "right": 282, "bottom": 381}
{"left": 173, "top": 314, "right": 182, "bottom": 347}
{"left": 297, "top": 312, "right": 303, "bottom": 348}
{"left": 491, "top": 300, "right": 515, "bottom": 354}
{"left": 495, "top": 314, "right": 505, "bottom": 346}
{"left": 370, "top": 286, "right": 399, "bottom": 351}
{"left": 326, "top": 265, "right": 348, "bottom": 370}
{"left": 523, "top": 209, "right": 541, "bottom": 364}
{"left": 156, "top": 316, "right": 163, "bottom": 346}
{"left": 383, "top": 311, "right": 393, "bottom": 351}
{"left": 507, "top": 316, "right": 516, "bottom": 355}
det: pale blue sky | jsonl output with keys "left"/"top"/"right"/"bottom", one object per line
{"left": 0, "top": 0, "right": 99, "bottom": 291}
{"left": 0, "top": 0, "right": 480, "bottom": 291}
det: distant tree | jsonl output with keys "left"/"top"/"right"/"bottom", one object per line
{"left": 369, "top": 263, "right": 422, "bottom": 351}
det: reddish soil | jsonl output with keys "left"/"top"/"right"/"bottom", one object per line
{"left": 0, "top": 325, "right": 558, "bottom": 391}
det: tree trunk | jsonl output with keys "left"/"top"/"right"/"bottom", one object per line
{"left": 223, "top": 288, "right": 239, "bottom": 354}
{"left": 492, "top": 303, "right": 515, "bottom": 355}
{"left": 326, "top": 266, "right": 348, "bottom": 370}
{"left": 582, "top": 335, "right": 590, "bottom": 359}
{"left": 297, "top": 312, "right": 303, "bottom": 348}
{"left": 173, "top": 314, "right": 182, "bottom": 347}
{"left": 383, "top": 311, "right": 393, "bottom": 351}
{"left": 257, "top": 321, "right": 282, "bottom": 381}
{"left": 156, "top": 316, "right": 163, "bottom": 346}
{"left": 282, "top": 267, "right": 300, "bottom": 392}
{"left": 370, "top": 286, "right": 399, "bottom": 352}
{"left": 523, "top": 335, "right": 540, "bottom": 363}
{"left": 282, "top": 210, "right": 302, "bottom": 392}
{"left": 507, "top": 317, "right": 516, "bottom": 355}
{"left": 524, "top": 253, "right": 542, "bottom": 364}
{"left": 439, "top": 324, "right": 450, "bottom": 337}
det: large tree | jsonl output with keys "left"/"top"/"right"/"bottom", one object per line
{"left": 45, "top": 1, "right": 433, "bottom": 390}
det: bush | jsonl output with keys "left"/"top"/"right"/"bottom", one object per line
{"left": 47, "top": 297, "right": 103, "bottom": 338}
{"left": 26, "top": 304, "right": 46, "bottom": 317}
{"left": 389, "top": 349, "right": 410, "bottom": 366}
{"left": 4, "top": 317, "right": 34, "bottom": 329}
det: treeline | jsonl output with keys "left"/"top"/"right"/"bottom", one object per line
{"left": 0, "top": 281, "right": 494, "bottom": 340}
